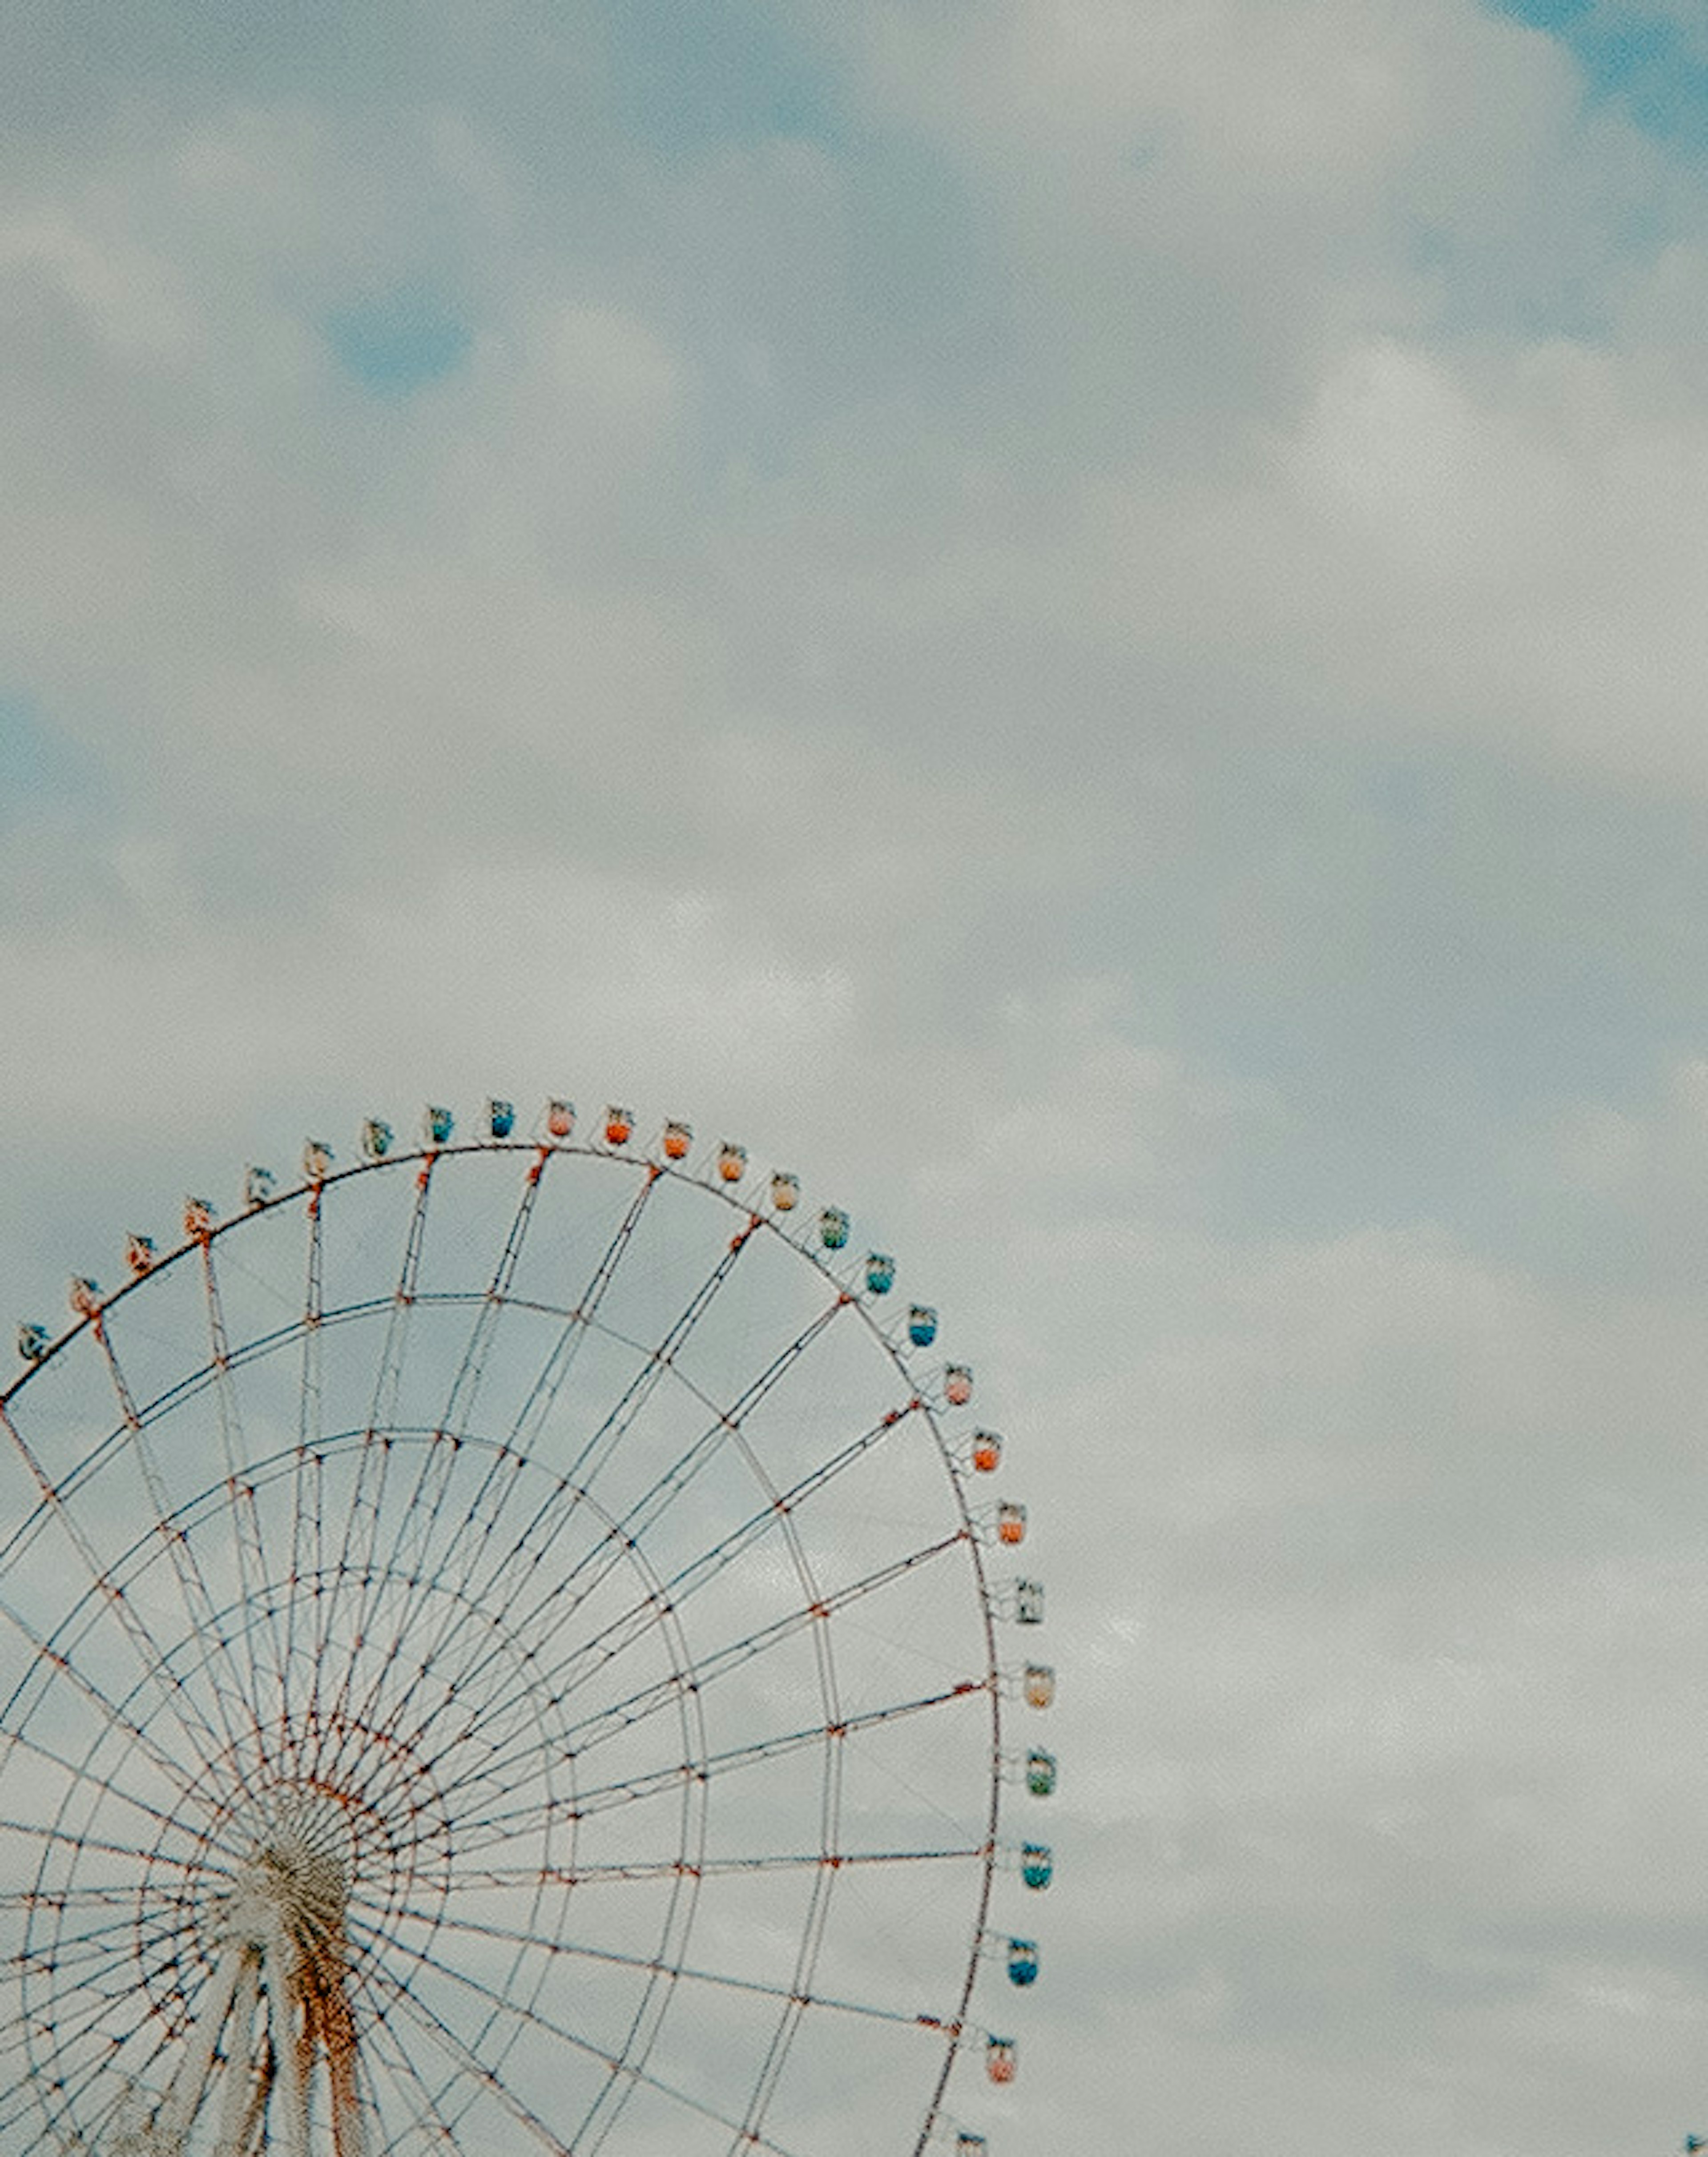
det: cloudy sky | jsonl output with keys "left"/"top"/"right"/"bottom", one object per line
{"left": 8, "top": 0, "right": 1708, "bottom": 2149}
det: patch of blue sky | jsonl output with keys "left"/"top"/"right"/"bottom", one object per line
{"left": 1405, "top": 222, "right": 1620, "bottom": 343}
{"left": 323, "top": 291, "right": 472, "bottom": 400}
{"left": 0, "top": 695, "right": 87, "bottom": 820}
{"left": 597, "top": 0, "right": 842, "bottom": 157}
{"left": 1488, "top": 1, "right": 1708, "bottom": 153}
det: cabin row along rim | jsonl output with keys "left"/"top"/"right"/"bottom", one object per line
{"left": 7, "top": 1089, "right": 1055, "bottom": 1763}
{"left": 2, "top": 1091, "right": 1055, "bottom": 2121}
{"left": 17, "top": 1096, "right": 966, "bottom": 1380}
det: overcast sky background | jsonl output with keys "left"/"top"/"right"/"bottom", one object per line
{"left": 8, "top": 0, "right": 1708, "bottom": 2149}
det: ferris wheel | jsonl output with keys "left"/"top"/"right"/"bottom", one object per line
{"left": 0, "top": 1101, "right": 1054, "bottom": 2157}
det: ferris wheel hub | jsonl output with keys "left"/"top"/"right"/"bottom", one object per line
{"left": 224, "top": 1804, "right": 354, "bottom": 1955}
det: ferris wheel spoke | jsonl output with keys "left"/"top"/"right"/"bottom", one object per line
{"left": 327, "top": 1159, "right": 618, "bottom": 1759}
{"left": 0, "top": 1420, "right": 248, "bottom": 1799}
{"left": 503, "top": 1164, "right": 663, "bottom": 1464}
{"left": 437, "top": 1146, "right": 551, "bottom": 1440}
{"left": 349, "top": 1453, "right": 540, "bottom": 1763}
{"left": 751, "top": 1717, "right": 847, "bottom": 2149}
{"left": 355, "top": 1958, "right": 581, "bottom": 2157}
{"left": 359, "top": 1940, "right": 811, "bottom": 2157}
{"left": 9, "top": 1879, "right": 190, "bottom": 1936}
{"left": 449, "top": 1678, "right": 982, "bottom": 1852}
{"left": 343, "top": 1159, "right": 556, "bottom": 1726}
{"left": 404, "top": 1389, "right": 921, "bottom": 1787}
{"left": 379, "top": 1170, "right": 679, "bottom": 1710}
{"left": 0, "top": 1706, "right": 195, "bottom": 1853}
{"left": 552, "top": 1206, "right": 760, "bottom": 1505}
{"left": 14, "top": 1910, "right": 185, "bottom": 1991}
{"left": 0, "top": 1606, "right": 243, "bottom": 1826}
{"left": 460, "top": 1529, "right": 968, "bottom": 1811}
{"left": 286, "top": 1180, "right": 327, "bottom": 1743}
{"left": 739, "top": 1857, "right": 838, "bottom": 2153}
{"left": 358, "top": 1984, "right": 470, "bottom": 2155}
{"left": 363, "top": 1461, "right": 606, "bottom": 1761}
{"left": 575, "top": 1280, "right": 846, "bottom": 1553}
{"left": 453, "top": 1842, "right": 987, "bottom": 1892}
{"left": 86, "top": 1322, "right": 264, "bottom": 1769}
{"left": 201, "top": 1238, "right": 290, "bottom": 1747}
{"left": 2, "top": 1952, "right": 167, "bottom": 2083}
{"left": 0, "top": 2031, "right": 114, "bottom": 2145}
{"left": 430, "top": 1188, "right": 759, "bottom": 1686}
{"left": 0, "top": 1869, "right": 180, "bottom": 1909}
{"left": 11, "top": 1915, "right": 189, "bottom": 2009}
{"left": 390, "top": 1902, "right": 961, "bottom": 2037}
{"left": 8, "top": 1920, "right": 196, "bottom": 2004}
{"left": 311, "top": 1157, "right": 439, "bottom": 1732}
{"left": 325, "top": 1433, "right": 468, "bottom": 1743}
{"left": 415, "top": 1293, "right": 854, "bottom": 1761}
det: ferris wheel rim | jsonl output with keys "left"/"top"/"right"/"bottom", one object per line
{"left": 0, "top": 1118, "right": 1025, "bottom": 2157}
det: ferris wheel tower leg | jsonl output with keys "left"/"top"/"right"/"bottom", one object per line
{"left": 316, "top": 1940, "right": 367, "bottom": 2157}
{"left": 149, "top": 1939, "right": 249, "bottom": 2151}
{"left": 263, "top": 1914, "right": 311, "bottom": 2157}
{"left": 214, "top": 1952, "right": 266, "bottom": 2157}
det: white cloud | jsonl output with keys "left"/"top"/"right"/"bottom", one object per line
{"left": 10, "top": 3, "right": 1708, "bottom": 2148}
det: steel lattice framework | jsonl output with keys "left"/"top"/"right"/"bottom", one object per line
{"left": 0, "top": 1110, "right": 1051, "bottom": 2157}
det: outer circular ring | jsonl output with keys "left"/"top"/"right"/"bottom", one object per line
{"left": 0, "top": 1131, "right": 1011, "bottom": 2157}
